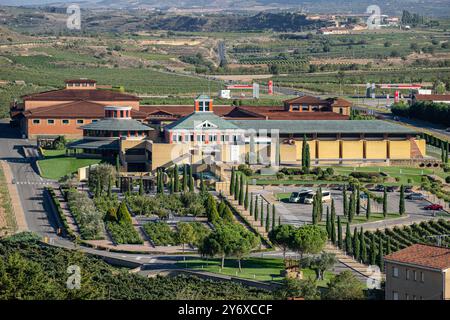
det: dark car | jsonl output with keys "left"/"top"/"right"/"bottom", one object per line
{"left": 424, "top": 204, "right": 443, "bottom": 211}
{"left": 406, "top": 193, "right": 425, "bottom": 200}
{"left": 372, "top": 185, "right": 385, "bottom": 192}
{"left": 404, "top": 187, "right": 413, "bottom": 193}
{"left": 386, "top": 186, "right": 398, "bottom": 192}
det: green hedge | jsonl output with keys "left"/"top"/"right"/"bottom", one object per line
{"left": 106, "top": 221, "right": 143, "bottom": 245}
{"left": 46, "top": 187, "right": 75, "bottom": 240}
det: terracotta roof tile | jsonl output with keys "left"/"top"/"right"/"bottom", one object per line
{"left": 22, "top": 89, "right": 140, "bottom": 101}
{"left": 414, "top": 94, "right": 450, "bottom": 101}
{"left": 24, "top": 101, "right": 146, "bottom": 119}
{"left": 384, "top": 244, "right": 450, "bottom": 271}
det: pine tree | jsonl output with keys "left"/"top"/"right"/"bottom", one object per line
{"left": 272, "top": 204, "right": 276, "bottom": 231}
{"left": 173, "top": 164, "right": 179, "bottom": 193}
{"left": 370, "top": 234, "right": 377, "bottom": 265}
{"left": 189, "top": 165, "right": 194, "bottom": 192}
{"left": 337, "top": 216, "right": 343, "bottom": 249}
{"left": 244, "top": 183, "right": 249, "bottom": 210}
{"left": 331, "top": 199, "right": 336, "bottom": 244}
{"left": 360, "top": 228, "right": 367, "bottom": 264}
{"left": 377, "top": 236, "right": 384, "bottom": 272}
{"left": 399, "top": 185, "right": 405, "bottom": 215}
{"left": 366, "top": 196, "right": 371, "bottom": 220}
{"left": 265, "top": 202, "right": 270, "bottom": 232}
{"left": 230, "top": 167, "right": 235, "bottom": 196}
{"left": 353, "top": 227, "right": 360, "bottom": 261}
{"left": 383, "top": 187, "right": 388, "bottom": 218}
{"left": 238, "top": 175, "right": 244, "bottom": 206}
{"left": 326, "top": 207, "right": 331, "bottom": 239}
{"left": 345, "top": 223, "right": 352, "bottom": 255}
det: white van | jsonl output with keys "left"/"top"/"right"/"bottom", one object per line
{"left": 304, "top": 190, "right": 332, "bottom": 204}
{"left": 289, "top": 189, "right": 313, "bottom": 203}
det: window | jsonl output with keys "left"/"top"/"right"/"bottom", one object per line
{"left": 413, "top": 270, "right": 417, "bottom": 281}
{"left": 406, "top": 269, "right": 410, "bottom": 280}
{"left": 421, "top": 272, "right": 425, "bottom": 283}
{"left": 302, "top": 104, "right": 309, "bottom": 111}
{"left": 393, "top": 267, "right": 399, "bottom": 278}
{"left": 77, "top": 119, "right": 84, "bottom": 124}
{"left": 190, "top": 134, "right": 194, "bottom": 142}
{"left": 393, "top": 292, "right": 399, "bottom": 300}
{"left": 62, "top": 119, "right": 70, "bottom": 125}
{"left": 292, "top": 105, "right": 300, "bottom": 111}
{"left": 339, "top": 107, "right": 344, "bottom": 114}
{"left": 178, "top": 135, "right": 183, "bottom": 142}
{"left": 32, "top": 119, "right": 40, "bottom": 125}
{"left": 210, "top": 135, "right": 217, "bottom": 142}
{"left": 221, "top": 135, "right": 229, "bottom": 142}
{"left": 92, "top": 119, "right": 98, "bottom": 123}
{"left": 405, "top": 294, "right": 409, "bottom": 300}
{"left": 47, "top": 119, "right": 55, "bottom": 125}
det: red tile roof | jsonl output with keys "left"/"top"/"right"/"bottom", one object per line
{"left": 384, "top": 244, "right": 450, "bottom": 271}
{"left": 22, "top": 89, "right": 140, "bottom": 101}
{"left": 65, "top": 79, "right": 97, "bottom": 84}
{"left": 284, "top": 95, "right": 327, "bottom": 105}
{"left": 24, "top": 101, "right": 147, "bottom": 119}
{"left": 414, "top": 94, "right": 450, "bottom": 102}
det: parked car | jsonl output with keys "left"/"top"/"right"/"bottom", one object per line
{"left": 386, "top": 186, "right": 398, "bottom": 192}
{"left": 372, "top": 185, "right": 385, "bottom": 192}
{"left": 289, "top": 190, "right": 313, "bottom": 203}
{"left": 424, "top": 204, "right": 443, "bottom": 211}
{"left": 404, "top": 186, "right": 413, "bottom": 193}
{"left": 304, "top": 190, "right": 332, "bottom": 204}
{"left": 406, "top": 193, "right": 425, "bottom": 200}
{"left": 359, "top": 192, "right": 368, "bottom": 200}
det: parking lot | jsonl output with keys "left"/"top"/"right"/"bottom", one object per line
{"left": 254, "top": 186, "right": 443, "bottom": 227}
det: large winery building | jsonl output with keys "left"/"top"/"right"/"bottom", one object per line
{"left": 10, "top": 79, "right": 426, "bottom": 171}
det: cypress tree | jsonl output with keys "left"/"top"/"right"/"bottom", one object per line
{"left": 230, "top": 167, "right": 235, "bottom": 196}
{"left": 331, "top": 199, "right": 336, "bottom": 244}
{"left": 139, "top": 177, "right": 144, "bottom": 196}
{"left": 254, "top": 195, "right": 259, "bottom": 221}
{"left": 260, "top": 198, "right": 264, "bottom": 227}
{"left": 265, "top": 202, "right": 270, "bottom": 232}
{"left": 174, "top": 164, "right": 179, "bottom": 193}
{"left": 272, "top": 204, "right": 276, "bottom": 231}
{"left": 278, "top": 216, "right": 281, "bottom": 226}
{"left": 360, "top": 228, "right": 367, "bottom": 264}
{"left": 115, "top": 156, "right": 121, "bottom": 189}
{"left": 189, "top": 165, "right": 194, "bottom": 192}
{"left": 399, "top": 185, "right": 405, "bottom": 215}
{"left": 95, "top": 178, "right": 101, "bottom": 198}
{"left": 317, "top": 187, "right": 323, "bottom": 222}
{"left": 312, "top": 195, "right": 317, "bottom": 225}
{"left": 170, "top": 173, "right": 174, "bottom": 194}
{"left": 304, "top": 142, "right": 310, "bottom": 172}
{"left": 377, "top": 236, "right": 384, "bottom": 272}
{"left": 234, "top": 174, "right": 240, "bottom": 201}
{"left": 356, "top": 186, "right": 361, "bottom": 216}
{"left": 249, "top": 193, "right": 253, "bottom": 215}
{"left": 238, "top": 175, "right": 244, "bottom": 206}
{"left": 366, "top": 196, "right": 371, "bottom": 220}
{"left": 200, "top": 173, "right": 207, "bottom": 192}
{"left": 348, "top": 192, "right": 355, "bottom": 223}
{"left": 370, "top": 234, "right": 377, "bottom": 265}
{"left": 301, "top": 134, "right": 307, "bottom": 168}
{"left": 353, "top": 227, "right": 360, "bottom": 261}
{"left": 244, "top": 183, "right": 249, "bottom": 210}
{"left": 386, "top": 236, "right": 392, "bottom": 255}
{"left": 345, "top": 223, "right": 352, "bottom": 255}
{"left": 326, "top": 207, "right": 331, "bottom": 239}
{"left": 337, "top": 216, "right": 343, "bottom": 249}
{"left": 183, "top": 165, "right": 188, "bottom": 192}
{"left": 383, "top": 187, "right": 388, "bottom": 218}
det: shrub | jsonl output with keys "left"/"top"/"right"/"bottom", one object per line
{"left": 446, "top": 176, "right": 450, "bottom": 184}
{"left": 106, "top": 221, "right": 143, "bottom": 245}
{"left": 143, "top": 222, "right": 178, "bottom": 246}
{"left": 349, "top": 172, "right": 382, "bottom": 179}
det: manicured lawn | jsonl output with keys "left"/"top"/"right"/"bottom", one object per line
{"left": 319, "top": 212, "right": 403, "bottom": 226}
{"left": 37, "top": 149, "right": 101, "bottom": 180}
{"left": 176, "top": 257, "right": 333, "bottom": 287}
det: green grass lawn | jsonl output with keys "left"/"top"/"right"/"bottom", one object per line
{"left": 176, "top": 257, "right": 333, "bottom": 287}
{"left": 37, "top": 149, "right": 101, "bottom": 180}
